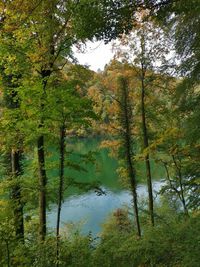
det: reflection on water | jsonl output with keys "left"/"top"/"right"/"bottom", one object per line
{"left": 48, "top": 138, "right": 165, "bottom": 235}
{"left": 48, "top": 181, "right": 163, "bottom": 235}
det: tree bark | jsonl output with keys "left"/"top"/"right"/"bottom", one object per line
{"left": 11, "top": 149, "right": 24, "bottom": 240}
{"left": 125, "top": 137, "right": 141, "bottom": 237}
{"left": 141, "top": 66, "right": 154, "bottom": 226}
{"left": 172, "top": 155, "right": 188, "bottom": 216}
{"left": 5, "top": 239, "right": 10, "bottom": 267}
{"left": 37, "top": 134, "right": 47, "bottom": 241}
{"left": 120, "top": 77, "right": 141, "bottom": 237}
{"left": 9, "top": 87, "right": 24, "bottom": 240}
{"left": 56, "top": 125, "right": 65, "bottom": 265}
{"left": 37, "top": 76, "right": 50, "bottom": 241}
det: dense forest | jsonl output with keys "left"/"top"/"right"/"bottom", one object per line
{"left": 0, "top": 1, "right": 200, "bottom": 266}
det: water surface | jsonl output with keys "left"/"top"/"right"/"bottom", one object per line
{"left": 48, "top": 138, "right": 164, "bottom": 235}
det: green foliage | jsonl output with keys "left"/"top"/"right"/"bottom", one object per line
{"left": 0, "top": 1, "right": 200, "bottom": 266}
{"left": 1, "top": 204, "right": 199, "bottom": 267}
{"left": 93, "top": 207, "right": 200, "bottom": 267}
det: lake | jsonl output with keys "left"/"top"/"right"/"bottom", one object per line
{"left": 48, "top": 137, "right": 165, "bottom": 235}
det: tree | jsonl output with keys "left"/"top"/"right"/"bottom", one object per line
{"left": 0, "top": 75, "right": 24, "bottom": 241}
{"left": 46, "top": 71, "right": 97, "bottom": 264}
{"left": 117, "top": 76, "right": 141, "bottom": 236}
{"left": 88, "top": 64, "right": 142, "bottom": 236}
{"left": 113, "top": 10, "right": 172, "bottom": 225}
{"left": 150, "top": 0, "right": 200, "bottom": 86}
{"left": 0, "top": 23, "right": 29, "bottom": 240}
{"left": 148, "top": 0, "right": 200, "bottom": 213}
{"left": 9, "top": 0, "right": 141, "bottom": 241}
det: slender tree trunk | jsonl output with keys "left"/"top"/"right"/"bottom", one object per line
{"left": 172, "top": 155, "right": 188, "bottom": 216}
{"left": 6, "top": 86, "right": 24, "bottom": 240}
{"left": 141, "top": 67, "right": 154, "bottom": 226}
{"left": 11, "top": 149, "right": 24, "bottom": 240}
{"left": 5, "top": 240, "right": 10, "bottom": 267}
{"left": 36, "top": 3, "right": 55, "bottom": 240}
{"left": 37, "top": 77, "right": 49, "bottom": 241}
{"left": 37, "top": 135, "right": 47, "bottom": 241}
{"left": 56, "top": 125, "right": 65, "bottom": 266}
{"left": 125, "top": 139, "right": 141, "bottom": 237}
{"left": 120, "top": 77, "right": 141, "bottom": 237}
{"left": 179, "top": 180, "right": 188, "bottom": 215}
{"left": 0, "top": 68, "right": 25, "bottom": 241}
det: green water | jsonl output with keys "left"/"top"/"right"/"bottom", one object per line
{"left": 48, "top": 137, "right": 165, "bottom": 234}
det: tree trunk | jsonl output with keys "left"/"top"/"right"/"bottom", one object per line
{"left": 9, "top": 87, "right": 24, "bottom": 240}
{"left": 37, "top": 134, "right": 47, "bottom": 241}
{"left": 11, "top": 149, "right": 24, "bottom": 240}
{"left": 120, "top": 77, "right": 141, "bottom": 237}
{"left": 141, "top": 67, "right": 154, "bottom": 226}
{"left": 125, "top": 139, "right": 141, "bottom": 237}
{"left": 172, "top": 155, "right": 188, "bottom": 216}
{"left": 37, "top": 76, "right": 49, "bottom": 241}
{"left": 56, "top": 125, "right": 65, "bottom": 266}
{"left": 5, "top": 240, "right": 10, "bottom": 267}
